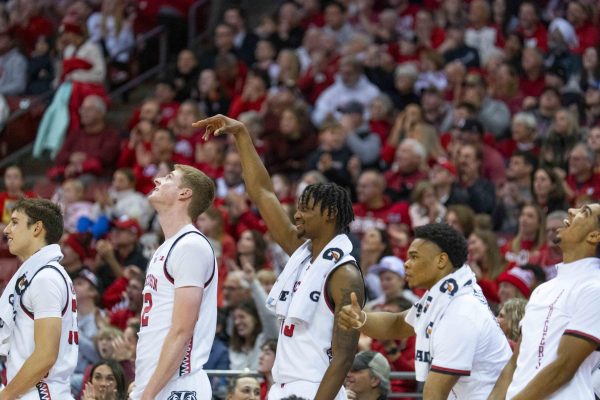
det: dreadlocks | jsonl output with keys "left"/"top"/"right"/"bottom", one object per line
{"left": 298, "top": 183, "right": 354, "bottom": 234}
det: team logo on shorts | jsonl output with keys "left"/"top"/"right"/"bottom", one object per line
{"left": 168, "top": 391, "right": 197, "bottom": 400}
{"left": 440, "top": 278, "right": 459, "bottom": 296}
{"left": 323, "top": 247, "right": 344, "bottom": 261}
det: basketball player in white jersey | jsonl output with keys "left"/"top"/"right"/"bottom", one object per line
{"left": 0, "top": 198, "right": 77, "bottom": 399}
{"left": 490, "top": 204, "right": 600, "bottom": 400}
{"left": 131, "top": 164, "right": 217, "bottom": 400}
{"left": 194, "top": 115, "right": 365, "bottom": 400}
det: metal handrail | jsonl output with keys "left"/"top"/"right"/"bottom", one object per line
{"left": 205, "top": 370, "right": 423, "bottom": 399}
{"left": 188, "top": 0, "right": 210, "bottom": 50}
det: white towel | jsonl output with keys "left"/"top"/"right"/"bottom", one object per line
{"left": 266, "top": 234, "right": 355, "bottom": 325}
{"left": 0, "top": 244, "right": 64, "bottom": 356}
{"left": 405, "top": 264, "right": 485, "bottom": 382}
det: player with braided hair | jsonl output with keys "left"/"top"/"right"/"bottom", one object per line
{"left": 194, "top": 115, "right": 365, "bottom": 400}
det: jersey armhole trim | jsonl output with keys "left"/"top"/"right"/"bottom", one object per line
{"left": 20, "top": 265, "right": 70, "bottom": 320}
{"left": 564, "top": 329, "right": 600, "bottom": 346}
{"left": 430, "top": 365, "right": 471, "bottom": 376}
{"left": 163, "top": 230, "right": 216, "bottom": 288}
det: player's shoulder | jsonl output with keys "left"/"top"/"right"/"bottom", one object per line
{"left": 444, "top": 294, "right": 488, "bottom": 322}
{"left": 31, "top": 265, "right": 69, "bottom": 286}
{"left": 168, "top": 227, "right": 214, "bottom": 257}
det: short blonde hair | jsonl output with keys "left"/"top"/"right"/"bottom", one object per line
{"left": 501, "top": 298, "right": 527, "bottom": 342}
{"left": 175, "top": 164, "right": 215, "bottom": 220}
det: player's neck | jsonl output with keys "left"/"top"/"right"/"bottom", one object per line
{"left": 561, "top": 247, "right": 597, "bottom": 264}
{"left": 310, "top": 233, "right": 337, "bottom": 262}
{"left": 158, "top": 209, "right": 192, "bottom": 239}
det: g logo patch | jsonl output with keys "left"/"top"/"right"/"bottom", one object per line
{"left": 323, "top": 247, "right": 344, "bottom": 261}
{"left": 310, "top": 291, "right": 321, "bottom": 302}
{"left": 440, "top": 278, "right": 459, "bottom": 296}
{"left": 14, "top": 274, "right": 28, "bottom": 295}
{"left": 168, "top": 392, "right": 197, "bottom": 400}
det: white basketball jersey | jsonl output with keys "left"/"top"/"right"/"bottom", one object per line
{"left": 134, "top": 225, "right": 217, "bottom": 394}
{"left": 272, "top": 256, "right": 358, "bottom": 385}
{"left": 7, "top": 264, "right": 78, "bottom": 397}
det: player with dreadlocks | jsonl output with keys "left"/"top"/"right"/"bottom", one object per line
{"left": 194, "top": 114, "right": 365, "bottom": 400}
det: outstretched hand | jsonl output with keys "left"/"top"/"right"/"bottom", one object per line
{"left": 192, "top": 114, "right": 247, "bottom": 140}
{"left": 338, "top": 292, "right": 365, "bottom": 331}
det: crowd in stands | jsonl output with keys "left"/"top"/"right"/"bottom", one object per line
{"left": 2, "top": 0, "right": 600, "bottom": 398}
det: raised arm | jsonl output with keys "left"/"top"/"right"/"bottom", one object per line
{"left": 193, "top": 115, "right": 304, "bottom": 255}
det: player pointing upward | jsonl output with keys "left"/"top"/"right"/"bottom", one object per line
{"left": 194, "top": 114, "right": 365, "bottom": 400}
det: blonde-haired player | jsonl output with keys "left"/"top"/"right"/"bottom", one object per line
{"left": 132, "top": 164, "right": 217, "bottom": 400}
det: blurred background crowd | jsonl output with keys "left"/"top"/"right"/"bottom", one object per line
{"left": 0, "top": 0, "right": 599, "bottom": 398}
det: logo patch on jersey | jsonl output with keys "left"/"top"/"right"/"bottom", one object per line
{"left": 323, "top": 247, "right": 344, "bottom": 261}
{"left": 415, "top": 350, "right": 431, "bottom": 363}
{"left": 293, "top": 281, "right": 301, "bottom": 292}
{"left": 309, "top": 291, "right": 321, "bottom": 302}
{"left": 168, "top": 391, "right": 197, "bottom": 400}
{"left": 425, "top": 321, "right": 434, "bottom": 338}
{"left": 279, "top": 291, "right": 289, "bottom": 301}
{"left": 36, "top": 382, "right": 52, "bottom": 400}
{"left": 145, "top": 274, "right": 158, "bottom": 291}
{"left": 15, "top": 274, "right": 28, "bottom": 295}
{"left": 440, "top": 278, "right": 459, "bottom": 296}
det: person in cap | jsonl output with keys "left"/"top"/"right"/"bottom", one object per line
{"left": 338, "top": 101, "right": 381, "bottom": 169}
{"left": 366, "top": 256, "right": 418, "bottom": 310}
{"left": 428, "top": 158, "right": 469, "bottom": 207}
{"left": 345, "top": 351, "right": 391, "bottom": 400}
{"left": 71, "top": 268, "right": 102, "bottom": 393}
{"left": 490, "top": 204, "right": 600, "bottom": 399}
{"left": 0, "top": 198, "right": 77, "bottom": 398}
{"left": 340, "top": 223, "right": 511, "bottom": 399}
{"left": 496, "top": 267, "right": 535, "bottom": 305}
{"left": 95, "top": 216, "right": 148, "bottom": 289}
{"left": 60, "top": 232, "right": 93, "bottom": 279}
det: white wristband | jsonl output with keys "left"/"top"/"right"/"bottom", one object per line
{"left": 355, "top": 310, "right": 368, "bottom": 329}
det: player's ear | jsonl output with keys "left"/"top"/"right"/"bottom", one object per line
{"left": 179, "top": 187, "right": 193, "bottom": 199}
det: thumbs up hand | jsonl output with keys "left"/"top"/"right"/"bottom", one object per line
{"left": 338, "top": 292, "right": 366, "bottom": 331}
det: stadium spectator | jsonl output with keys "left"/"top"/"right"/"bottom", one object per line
{"left": 497, "top": 112, "right": 540, "bottom": 159}
{"left": 531, "top": 166, "right": 570, "bottom": 214}
{"left": 351, "top": 170, "right": 410, "bottom": 239}
{"left": 497, "top": 266, "right": 536, "bottom": 304}
{"left": 226, "top": 375, "right": 261, "bottom": 400}
{"left": 0, "top": 30, "right": 27, "bottom": 96}
{"left": 95, "top": 216, "right": 148, "bottom": 290}
{"left": 192, "top": 68, "right": 231, "bottom": 117}
{"left": 229, "top": 299, "right": 278, "bottom": 371}
{"left": 169, "top": 100, "right": 203, "bottom": 164}
{"left": 445, "top": 204, "right": 476, "bottom": 238}
{"left": 0, "top": 166, "right": 35, "bottom": 230}
{"left": 359, "top": 228, "right": 393, "bottom": 300}
{"left": 566, "top": 1, "right": 599, "bottom": 55}
{"left": 516, "top": 1, "right": 548, "bottom": 51}
{"left": 107, "top": 272, "right": 143, "bottom": 330}
{"left": 467, "top": 229, "right": 505, "bottom": 303}
{"left": 502, "top": 203, "right": 546, "bottom": 269}
{"left": 530, "top": 210, "right": 566, "bottom": 280}
{"left": 565, "top": 142, "right": 600, "bottom": 201}
{"left": 465, "top": 0, "right": 498, "bottom": 63}
{"left": 311, "top": 55, "right": 380, "bottom": 127}
{"left": 60, "top": 232, "right": 94, "bottom": 279}
{"left": 366, "top": 256, "right": 418, "bottom": 310}
{"left": 384, "top": 139, "right": 428, "bottom": 202}
{"left": 461, "top": 73, "right": 511, "bottom": 139}
{"left": 26, "top": 35, "right": 54, "bottom": 95}
{"left": 428, "top": 159, "right": 469, "bottom": 207}
{"left": 169, "top": 49, "right": 199, "bottom": 102}
{"left": 496, "top": 298, "right": 527, "bottom": 349}
{"left": 50, "top": 95, "right": 120, "bottom": 181}
{"left": 339, "top": 101, "right": 381, "bottom": 169}
{"left": 456, "top": 144, "right": 496, "bottom": 214}
{"left": 345, "top": 351, "right": 391, "bottom": 400}
{"left": 409, "top": 181, "right": 446, "bottom": 227}
{"left": 540, "top": 108, "right": 581, "bottom": 171}
{"left": 258, "top": 339, "right": 277, "bottom": 400}
{"left": 81, "top": 360, "right": 128, "bottom": 400}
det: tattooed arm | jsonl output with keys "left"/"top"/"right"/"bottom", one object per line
{"left": 314, "top": 263, "right": 365, "bottom": 400}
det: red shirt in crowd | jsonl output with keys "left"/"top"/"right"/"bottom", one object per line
{"left": 573, "top": 23, "right": 600, "bottom": 55}
{"left": 371, "top": 336, "right": 417, "bottom": 393}
{"left": 350, "top": 199, "right": 411, "bottom": 238}
{"left": 566, "top": 173, "right": 600, "bottom": 201}
{"left": 501, "top": 239, "right": 538, "bottom": 270}
{"left": 517, "top": 23, "right": 548, "bottom": 51}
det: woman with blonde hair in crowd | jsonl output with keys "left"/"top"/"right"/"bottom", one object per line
{"left": 409, "top": 180, "right": 446, "bottom": 228}
{"left": 502, "top": 203, "right": 546, "bottom": 269}
{"left": 406, "top": 122, "right": 445, "bottom": 161}
{"left": 497, "top": 298, "right": 527, "bottom": 350}
{"left": 444, "top": 204, "right": 476, "bottom": 238}
{"left": 468, "top": 229, "right": 506, "bottom": 304}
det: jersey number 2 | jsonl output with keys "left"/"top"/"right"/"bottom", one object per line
{"left": 141, "top": 292, "right": 153, "bottom": 327}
